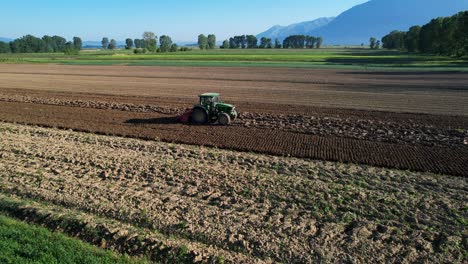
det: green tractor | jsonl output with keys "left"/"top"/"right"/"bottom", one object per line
{"left": 178, "top": 93, "right": 238, "bottom": 125}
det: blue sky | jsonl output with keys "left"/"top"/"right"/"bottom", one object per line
{"left": 1, "top": 0, "right": 368, "bottom": 42}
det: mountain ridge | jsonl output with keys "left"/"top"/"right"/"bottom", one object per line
{"left": 258, "top": 0, "right": 468, "bottom": 45}
{"left": 257, "top": 17, "right": 334, "bottom": 41}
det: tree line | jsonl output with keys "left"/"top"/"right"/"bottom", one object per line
{"left": 0, "top": 31, "right": 191, "bottom": 54}
{"left": 104, "top": 32, "right": 189, "bottom": 53}
{"left": 381, "top": 11, "right": 468, "bottom": 56}
{"left": 0, "top": 35, "right": 82, "bottom": 54}
{"left": 220, "top": 35, "right": 323, "bottom": 49}
{"left": 197, "top": 34, "right": 216, "bottom": 50}
{"left": 283, "top": 35, "right": 323, "bottom": 49}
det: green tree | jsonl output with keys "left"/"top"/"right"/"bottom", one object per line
{"left": 134, "top": 39, "right": 141, "bottom": 48}
{"left": 64, "top": 41, "right": 79, "bottom": 55}
{"left": 198, "top": 34, "right": 208, "bottom": 50}
{"left": 274, "top": 38, "right": 281, "bottom": 49}
{"left": 221, "top": 40, "right": 229, "bottom": 49}
{"left": 405, "top": 26, "right": 421, "bottom": 52}
{"left": 125, "top": 38, "right": 134, "bottom": 49}
{"left": 10, "top": 35, "right": 45, "bottom": 53}
{"left": 247, "top": 35, "right": 258, "bottom": 48}
{"left": 108, "top": 39, "right": 117, "bottom": 50}
{"left": 159, "top": 35, "right": 173, "bottom": 52}
{"left": 73, "top": 37, "right": 82, "bottom": 50}
{"left": 369, "top": 37, "right": 377, "bottom": 49}
{"left": 143, "top": 32, "right": 157, "bottom": 52}
{"left": 258, "top": 37, "right": 272, "bottom": 49}
{"left": 101, "top": 38, "right": 109, "bottom": 49}
{"left": 207, "top": 34, "right": 216, "bottom": 49}
{"left": 42, "top": 35, "right": 56, "bottom": 52}
{"left": 0, "top": 41, "right": 10, "bottom": 53}
{"left": 229, "top": 38, "right": 236, "bottom": 49}
{"left": 52, "top": 36, "right": 67, "bottom": 52}
{"left": 140, "top": 39, "right": 146, "bottom": 48}
{"left": 305, "top": 36, "right": 317, "bottom": 48}
{"left": 170, "top": 43, "right": 178, "bottom": 52}
{"left": 454, "top": 11, "right": 468, "bottom": 56}
{"left": 240, "top": 35, "right": 247, "bottom": 48}
{"left": 315, "top": 37, "right": 323, "bottom": 49}
{"left": 316, "top": 37, "right": 323, "bottom": 49}
{"left": 382, "top": 31, "right": 405, "bottom": 49}
{"left": 283, "top": 35, "right": 306, "bottom": 48}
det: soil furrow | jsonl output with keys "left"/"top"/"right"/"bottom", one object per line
{"left": 0, "top": 64, "right": 467, "bottom": 116}
{"left": 1, "top": 93, "right": 466, "bottom": 147}
{"left": 0, "top": 123, "right": 466, "bottom": 263}
{"left": 0, "top": 101, "right": 467, "bottom": 176}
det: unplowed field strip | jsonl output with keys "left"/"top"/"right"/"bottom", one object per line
{"left": 0, "top": 101, "right": 466, "bottom": 176}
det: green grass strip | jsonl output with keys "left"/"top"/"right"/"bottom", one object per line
{"left": 0, "top": 214, "right": 146, "bottom": 264}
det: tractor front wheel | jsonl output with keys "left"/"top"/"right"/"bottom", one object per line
{"left": 218, "top": 113, "right": 231, "bottom": 126}
{"left": 191, "top": 108, "right": 208, "bottom": 124}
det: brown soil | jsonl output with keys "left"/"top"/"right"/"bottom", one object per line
{"left": 0, "top": 64, "right": 467, "bottom": 116}
{"left": 0, "top": 123, "right": 466, "bottom": 263}
{"left": 0, "top": 100, "right": 467, "bottom": 176}
{"left": 0, "top": 64, "right": 467, "bottom": 177}
{"left": 1, "top": 90, "right": 466, "bottom": 147}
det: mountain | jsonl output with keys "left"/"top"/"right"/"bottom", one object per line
{"left": 0, "top": 37, "right": 12, "bottom": 42}
{"left": 258, "top": 0, "right": 468, "bottom": 45}
{"left": 257, "top": 17, "right": 334, "bottom": 41}
{"left": 310, "top": 0, "right": 468, "bottom": 45}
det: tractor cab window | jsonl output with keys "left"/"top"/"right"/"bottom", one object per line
{"left": 200, "top": 97, "right": 210, "bottom": 105}
{"left": 200, "top": 96, "right": 218, "bottom": 105}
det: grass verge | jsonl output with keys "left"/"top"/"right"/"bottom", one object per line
{"left": 0, "top": 214, "right": 146, "bottom": 264}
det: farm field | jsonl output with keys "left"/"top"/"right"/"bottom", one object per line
{"left": 0, "top": 123, "right": 466, "bottom": 263}
{"left": 0, "top": 62, "right": 467, "bottom": 262}
{"left": 1, "top": 48, "right": 468, "bottom": 70}
{"left": 0, "top": 64, "right": 468, "bottom": 115}
{"left": 0, "top": 64, "right": 467, "bottom": 176}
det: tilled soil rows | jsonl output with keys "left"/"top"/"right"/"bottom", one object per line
{"left": 1, "top": 92, "right": 466, "bottom": 147}
{"left": 0, "top": 101, "right": 467, "bottom": 176}
{"left": 0, "top": 64, "right": 467, "bottom": 116}
{"left": 0, "top": 123, "right": 466, "bottom": 263}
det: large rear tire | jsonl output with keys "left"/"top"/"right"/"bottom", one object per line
{"left": 191, "top": 108, "right": 208, "bottom": 124}
{"left": 218, "top": 113, "right": 231, "bottom": 126}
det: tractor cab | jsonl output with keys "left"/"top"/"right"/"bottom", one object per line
{"left": 199, "top": 93, "right": 220, "bottom": 106}
{"left": 199, "top": 93, "right": 220, "bottom": 114}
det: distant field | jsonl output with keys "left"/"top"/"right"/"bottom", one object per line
{"left": 0, "top": 48, "right": 467, "bottom": 70}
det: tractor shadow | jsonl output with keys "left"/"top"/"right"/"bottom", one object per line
{"left": 125, "top": 117, "right": 179, "bottom": 125}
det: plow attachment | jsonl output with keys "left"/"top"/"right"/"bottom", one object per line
{"left": 177, "top": 108, "right": 193, "bottom": 123}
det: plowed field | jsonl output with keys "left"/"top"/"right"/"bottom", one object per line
{"left": 1, "top": 64, "right": 468, "bottom": 263}
{"left": 0, "top": 123, "right": 466, "bottom": 263}
{"left": 0, "top": 64, "right": 467, "bottom": 115}
{"left": 0, "top": 64, "right": 467, "bottom": 176}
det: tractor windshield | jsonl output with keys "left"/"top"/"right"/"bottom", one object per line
{"left": 200, "top": 96, "right": 219, "bottom": 105}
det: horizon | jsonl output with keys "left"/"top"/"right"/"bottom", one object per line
{"left": 1, "top": 0, "right": 368, "bottom": 42}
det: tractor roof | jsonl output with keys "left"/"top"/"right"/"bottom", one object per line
{"left": 199, "top": 93, "right": 220, "bottom": 98}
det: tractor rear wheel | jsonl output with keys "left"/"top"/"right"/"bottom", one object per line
{"left": 191, "top": 108, "right": 208, "bottom": 124}
{"left": 218, "top": 113, "right": 231, "bottom": 126}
